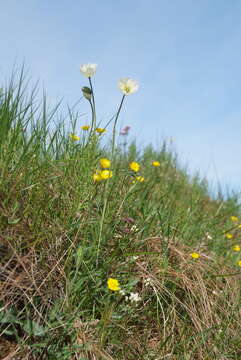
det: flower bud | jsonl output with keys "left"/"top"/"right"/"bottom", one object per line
{"left": 82, "top": 86, "right": 92, "bottom": 100}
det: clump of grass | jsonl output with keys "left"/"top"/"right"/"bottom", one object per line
{"left": 0, "top": 66, "right": 240, "bottom": 360}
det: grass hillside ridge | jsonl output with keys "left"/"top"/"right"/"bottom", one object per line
{"left": 0, "top": 67, "right": 240, "bottom": 360}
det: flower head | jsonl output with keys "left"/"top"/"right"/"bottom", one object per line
{"left": 120, "top": 125, "right": 131, "bottom": 135}
{"left": 129, "top": 161, "right": 140, "bottom": 172}
{"left": 100, "top": 170, "right": 113, "bottom": 179}
{"left": 118, "top": 78, "right": 139, "bottom": 95}
{"left": 238, "top": 260, "right": 241, "bottom": 267}
{"left": 107, "top": 278, "right": 120, "bottom": 291}
{"left": 70, "top": 134, "right": 80, "bottom": 141}
{"left": 81, "top": 125, "right": 90, "bottom": 131}
{"left": 80, "top": 63, "right": 97, "bottom": 77}
{"left": 100, "top": 158, "right": 111, "bottom": 169}
{"left": 128, "top": 292, "right": 141, "bottom": 303}
{"left": 132, "top": 176, "right": 145, "bottom": 183}
{"left": 225, "top": 233, "right": 233, "bottom": 239}
{"left": 96, "top": 128, "right": 106, "bottom": 134}
{"left": 230, "top": 216, "right": 238, "bottom": 222}
{"left": 190, "top": 252, "right": 200, "bottom": 259}
{"left": 152, "top": 161, "right": 160, "bottom": 167}
{"left": 93, "top": 172, "right": 102, "bottom": 182}
{"left": 232, "top": 245, "right": 240, "bottom": 252}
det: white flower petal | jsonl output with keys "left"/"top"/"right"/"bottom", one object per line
{"left": 80, "top": 63, "right": 98, "bottom": 77}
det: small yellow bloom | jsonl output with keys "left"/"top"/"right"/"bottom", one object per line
{"left": 152, "top": 161, "right": 160, "bottom": 167}
{"left": 230, "top": 216, "right": 238, "bottom": 222}
{"left": 232, "top": 245, "right": 240, "bottom": 252}
{"left": 190, "top": 252, "right": 200, "bottom": 259}
{"left": 238, "top": 260, "right": 241, "bottom": 266}
{"left": 100, "top": 170, "right": 113, "bottom": 179}
{"left": 70, "top": 134, "right": 80, "bottom": 141}
{"left": 96, "top": 128, "right": 106, "bottom": 134}
{"left": 93, "top": 172, "right": 102, "bottom": 182}
{"left": 100, "top": 158, "right": 111, "bottom": 169}
{"left": 225, "top": 233, "right": 233, "bottom": 239}
{"left": 238, "top": 225, "right": 241, "bottom": 229}
{"left": 133, "top": 176, "right": 145, "bottom": 183}
{"left": 107, "top": 278, "right": 120, "bottom": 291}
{"left": 129, "top": 161, "right": 140, "bottom": 172}
{"left": 81, "top": 125, "right": 90, "bottom": 131}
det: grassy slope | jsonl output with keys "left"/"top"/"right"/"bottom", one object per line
{"left": 0, "top": 75, "right": 240, "bottom": 359}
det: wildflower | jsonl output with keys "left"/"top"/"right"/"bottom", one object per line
{"left": 129, "top": 161, "right": 140, "bottom": 172}
{"left": 107, "top": 278, "right": 120, "bottom": 291}
{"left": 238, "top": 260, "right": 241, "bottom": 266}
{"left": 93, "top": 172, "right": 102, "bottom": 182}
{"left": 190, "top": 252, "right": 200, "bottom": 259}
{"left": 205, "top": 232, "right": 213, "bottom": 240}
{"left": 96, "top": 128, "right": 106, "bottom": 134}
{"left": 80, "top": 63, "right": 97, "bottom": 77}
{"left": 225, "top": 233, "right": 233, "bottom": 239}
{"left": 128, "top": 292, "right": 141, "bottom": 303}
{"left": 238, "top": 225, "right": 241, "bottom": 229}
{"left": 232, "top": 245, "right": 240, "bottom": 252}
{"left": 70, "top": 134, "right": 80, "bottom": 141}
{"left": 81, "top": 86, "right": 92, "bottom": 100}
{"left": 118, "top": 78, "right": 139, "bottom": 95}
{"left": 100, "top": 170, "right": 113, "bottom": 179}
{"left": 81, "top": 125, "right": 90, "bottom": 131}
{"left": 152, "top": 161, "right": 160, "bottom": 167}
{"left": 144, "top": 278, "right": 152, "bottom": 287}
{"left": 100, "top": 158, "right": 111, "bottom": 169}
{"left": 230, "top": 216, "right": 238, "bottom": 222}
{"left": 119, "top": 289, "right": 126, "bottom": 296}
{"left": 132, "top": 176, "right": 144, "bottom": 183}
{"left": 120, "top": 125, "right": 131, "bottom": 135}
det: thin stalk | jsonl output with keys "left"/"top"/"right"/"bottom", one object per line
{"left": 96, "top": 94, "right": 126, "bottom": 266}
{"left": 111, "top": 94, "right": 125, "bottom": 157}
{"left": 88, "top": 77, "right": 96, "bottom": 131}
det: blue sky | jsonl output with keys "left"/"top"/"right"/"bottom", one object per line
{"left": 1, "top": 0, "right": 241, "bottom": 194}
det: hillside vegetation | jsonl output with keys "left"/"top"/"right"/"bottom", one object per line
{"left": 0, "top": 69, "right": 240, "bottom": 360}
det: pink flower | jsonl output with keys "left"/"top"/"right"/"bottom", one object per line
{"left": 120, "top": 126, "right": 131, "bottom": 135}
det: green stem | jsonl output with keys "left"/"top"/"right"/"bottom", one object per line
{"left": 88, "top": 77, "right": 96, "bottom": 132}
{"left": 96, "top": 94, "right": 126, "bottom": 266}
{"left": 111, "top": 94, "right": 125, "bottom": 157}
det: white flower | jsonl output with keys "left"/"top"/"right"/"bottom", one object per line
{"left": 80, "top": 63, "right": 98, "bottom": 77}
{"left": 118, "top": 78, "right": 139, "bottom": 95}
{"left": 128, "top": 292, "right": 141, "bottom": 303}
{"left": 144, "top": 277, "right": 152, "bottom": 287}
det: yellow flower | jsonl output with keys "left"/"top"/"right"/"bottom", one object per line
{"left": 238, "top": 225, "right": 241, "bottom": 229}
{"left": 80, "top": 63, "right": 97, "bottom": 77}
{"left": 225, "top": 233, "right": 233, "bottom": 239}
{"left": 230, "top": 216, "right": 238, "bottom": 222}
{"left": 96, "top": 128, "right": 106, "bottom": 134}
{"left": 238, "top": 260, "right": 241, "bottom": 266}
{"left": 232, "top": 245, "right": 240, "bottom": 252}
{"left": 93, "top": 172, "right": 102, "bottom": 182}
{"left": 100, "top": 158, "right": 111, "bottom": 169}
{"left": 152, "top": 161, "right": 160, "bottom": 167}
{"left": 100, "top": 170, "right": 113, "bottom": 179}
{"left": 133, "top": 176, "right": 145, "bottom": 183}
{"left": 81, "top": 125, "right": 90, "bottom": 131}
{"left": 118, "top": 78, "right": 139, "bottom": 95}
{"left": 107, "top": 278, "right": 120, "bottom": 291}
{"left": 190, "top": 252, "right": 200, "bottom": 259}
{"left": 70, "top": 134, "right": 80, "bottom": 141}
{"left": 129, "top": 161, "right": 140, "bottom": 172}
